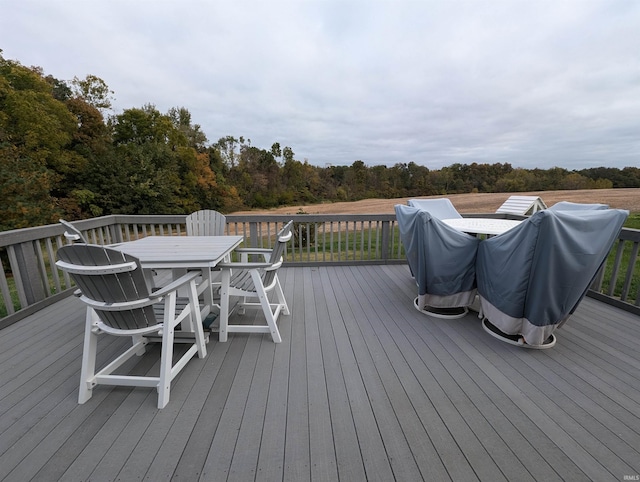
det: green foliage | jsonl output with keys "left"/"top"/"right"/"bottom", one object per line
{"left": 0, "top": 54, "right": 78, "bottom": 228}
{"left": 1, "top": 50, "right": 639, "bottom": 232}
{"left": 70, "top": 74, "right": 114, "bottom": 111}
{"left": 0, "top": 147, "right": 58, "bottom": 230}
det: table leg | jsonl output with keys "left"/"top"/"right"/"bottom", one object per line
{"left": 201, "top": 268, "right": 214, "bottom": 319}
{"left": 219, "top": 269, "right": 231, "bottom": 342}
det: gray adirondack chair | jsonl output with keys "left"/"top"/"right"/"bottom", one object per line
{"left": 186, "top": 210, "right": 227, "bottom": 236}
{"left": 217, "top": 220, "right": 293, "bottom": 343}
{"left": 56, "top": 244, "right": 207, "bottom": 409}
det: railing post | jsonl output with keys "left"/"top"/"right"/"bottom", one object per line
{"left": 590, "top": 265, "right": 605, "bottom": 292}
{"left": 248, "top": 221, "right": 259, "bottom": 246}
{"left": 381, "top": 220, "right": 390, "bottom": 262}
{"left": 13, "top": 242, "right": 46, "bottom": 305}
{"left": 109, "top": 223, "right": 124, "bottom": 244}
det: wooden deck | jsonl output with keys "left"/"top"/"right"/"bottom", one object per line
{"left": 1, "top": 264, "right": 640, "bottom": 481}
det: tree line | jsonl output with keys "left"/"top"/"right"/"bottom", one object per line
{"left": 2, "top": 52, "right": 639, "bottom": 232}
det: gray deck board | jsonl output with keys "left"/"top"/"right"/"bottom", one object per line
{"left": 254, "top": 267, "right": 295, "bottom": 482}
{"left": 312, "top": 268, "right": 367, "bottom": 482}
{"left": 1, "top": 264, "right": 640, "bottom": 481}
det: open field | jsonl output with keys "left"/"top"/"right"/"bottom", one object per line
{"left": 232, "top": 188, "right": 640, "bottom": 215}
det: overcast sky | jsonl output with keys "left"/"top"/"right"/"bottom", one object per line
{"left": 3, "top": 0, "right": 640, "bottom": 170}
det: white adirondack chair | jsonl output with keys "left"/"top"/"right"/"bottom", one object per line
{"left": 218, "top": 220, "right": 293, "bottom": 343}
{"left": 185, "top": 210, "right": 229, "bottom": 314}
{"left": 407, "top": 198, "right": 463, "bottom": 219}
{"left": 495, "top": 195, "right": 547, "bottom": 216}
{"left": 186, "top": 210, "right": 227, "bottom": 236}
{"left": 56, "top": 244, "right": 207, "bottom": 409}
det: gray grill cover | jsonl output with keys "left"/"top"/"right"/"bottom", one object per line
{"left": 396, "top": 204, "right": 480, "bottom": 309}
{"left": 477, "top": 208, "right": 628, "bottom": 345}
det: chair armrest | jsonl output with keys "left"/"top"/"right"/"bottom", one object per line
{"left": 233, "top": 248, "right": 271, "bottom": 263}
{"left": 234, "top": 248, "right": 273, "bottom": 254}
{"left": 81, "top": 295, "right": 160, "bottom": 311}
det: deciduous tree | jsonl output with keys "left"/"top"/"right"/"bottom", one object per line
{"left": 0, "top": 54, "right": 81, "bottom": 228}
{"left": 70, "top": 74, "right": 114, "bottom": 111}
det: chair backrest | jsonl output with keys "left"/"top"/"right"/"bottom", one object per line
{"left": 59, "top": 219, "right": 88, "bottom": 243}
{"left": 548, "top": 201, "right": 609, "bottom": 211}
{"left": 186, "top": 210, "right": 226, "bottom": 236}
{"left": 56, "top": 244, "right": 156, "bottom": 330}
{"left": 407, "top": 198, "right": 462, "bottom": 219}
{"left": 495, "top": 195, "right": 547, "bottom": 215}
{"left": 263, "top": 221, "right": 294, "bottom": 285}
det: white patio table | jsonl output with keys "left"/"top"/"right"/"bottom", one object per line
{"left": 442, "top": 218, "right": 522, "bottom": 236}
{"left": 112, "top": 235, "right": 243, "bottom": 321}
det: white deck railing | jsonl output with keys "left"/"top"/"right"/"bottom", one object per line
{"left": 1, "top": 213, "right": 639, "bottom": 328}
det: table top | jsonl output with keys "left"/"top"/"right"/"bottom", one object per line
{"left": 442, "top": 218, "right": 523, "bottom": 236}
{"left": 112, "top": 235, "right": 244, "bottom": 268}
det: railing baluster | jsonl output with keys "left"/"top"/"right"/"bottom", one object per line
{"left": 34, "top": 240, "right": 49, "bottom": 299}
{"left": 0, "top": 259, "right": 14, "bottom": 315}
{"left": 620, "top": 243, "right": 639, "bottom": 301}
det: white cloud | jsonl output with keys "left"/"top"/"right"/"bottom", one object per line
{"left": 3, "top": 0, "right": 640, "bottom": 169}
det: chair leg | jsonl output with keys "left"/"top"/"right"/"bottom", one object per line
{"left": 132, "top": 334, "right": 147, "bottom": 356}
{"left": 78, "top": 308, "right": 98, "bottom": 404}
{"left": 158, "top": 293, "right": 177, "bottom": 409}
{"left": 251, "top": 271, "right": 282, "bottom": 343}
{"left": 187, "top": 278, "right": 207, "bottom": 358}
{"left": 274, "top": 275, "right": 289, "bottom": 316}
